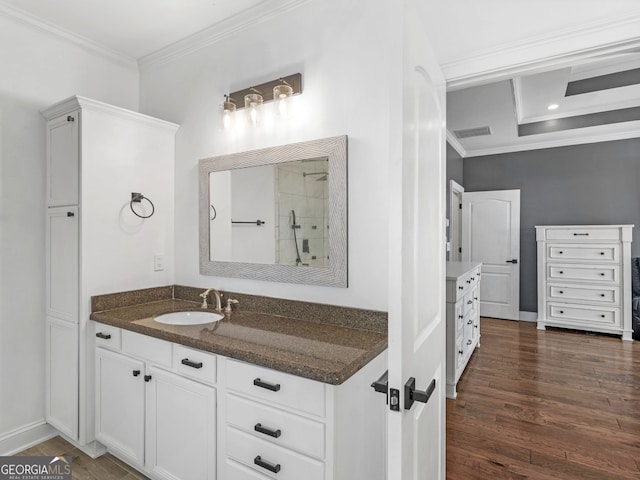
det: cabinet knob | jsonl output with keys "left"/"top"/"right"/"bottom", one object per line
{"left": 600, "top": 294, "right": 605, "bottom": 297}
{"left": 475, "top": 325, "right": 478, "bottom": 329}
{"left": 467, "top": 339, "right": 472, "bottom": 345}
{"left": 560, "top": 310, "right": 564, "bottom": 314}
{"left": 458, "top": 315, "right": 463, "bottom": 319}
{"left": 600, "top": 252, "right": 605, "bottom": 255}
{"left": 458, "top": 286, "right": 463, "bottom": 290}
{"left": 559, "top": 291, "right": 564, "bottom": 294}
{"left": 67, "top": 115, "right": 75, "bottom": 122}
{"left": 67, "top": 211, "right": 75, "bottom": 217}
{"left": 559, "top": 251, "right": 563, "bottom": 254}
{"left": 600, "top": 314, "right": 605, "bottom": 318}
{"left": 600, "top": 273, "right": 605, "bottom": 276}
{"left": 144, "top": 375, "right": 152, "bottom": 382}
{"left": 458, "top": 350, "right": 463, "bottom": 355}
{"left": 467, "top": 300, "right": 473, "bottom": 305}
{"left": 132, "top": 370, "right": 141, "bottom": 377}
{"left": 466, "top": 280, "right": 471, "bottom": 284}
{"left": 467, "top": 319, "right": 473, "bottom": 325}
{"left": 559, "top": 271, "right": 564, "bottom": 274}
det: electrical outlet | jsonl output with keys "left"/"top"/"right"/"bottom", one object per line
{"left": 154, "top": 254, "right": 164, "bottom": 271}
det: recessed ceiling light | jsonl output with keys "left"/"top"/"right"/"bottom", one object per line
{"left": 547, "top": 104, "right": 559, "bottom": 110}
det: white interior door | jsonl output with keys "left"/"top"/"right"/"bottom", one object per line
{"left": 462, "top": 190, "right": 520, "bottom": 320}
{"left": 449, "top": 180, "right": 464, "bottom": 261}
{"left": 387, "top": 2, "right": 446, "bottom": 479}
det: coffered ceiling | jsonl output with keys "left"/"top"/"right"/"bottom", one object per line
{"left": 447, "top": 50, "right": 640, "bottom": 157}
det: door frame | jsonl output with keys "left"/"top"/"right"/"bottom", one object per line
{"left": 449, "top": 180, "right": 464, "bottom": 262}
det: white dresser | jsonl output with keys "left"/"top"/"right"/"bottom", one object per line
{"left": 536, "top": 225, "right": 634, "bottom": 341}
{"left": 445, "top": 261, "right": 482, "bottom": 399}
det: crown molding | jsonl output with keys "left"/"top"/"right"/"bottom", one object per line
{"left": 444, "top": 13, "right": 640, "bottom": 90}
{"left": 138, "top": 0, "right": 312, "bottom": 70}
{"left": 41, "top": 95, "right": 179, "bottom": 130}
{"left": 446, "top": 130, "right": 467, "bottom": 158}
{"left": 0, "top": 0, "right": 137, "bottom": 70}
{"left": 463, "top": 122, "right": 640, "bottom": 158}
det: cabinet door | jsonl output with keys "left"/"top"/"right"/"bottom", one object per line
{"left": 46, "top": 318, "right": 78, "bottom": 439}
{"left": 46, "top": 207, "right": 78, "bottom": 323}
{"left": 47, "top": 111, "right": 79, "bottom": 206}
{"left": 95, "top": 348, "right": 145, "bottom": 466}
{"left": 146, "top": 366, "right": 216, "bottom": 480}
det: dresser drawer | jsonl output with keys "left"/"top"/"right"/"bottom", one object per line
{"left": 548, "top": 244, "right": 619, "bottom": 262}
{"left": 547, "top": 303, "right": 620, "bottom": 327}
{"left": 455, "top": 338, "right": 464, "bottom": 370}
{"left": 548, "top": 284, "right": 619, "bottom": 305}
{"left": 121, "top": 330, "right": 172, "bottom": 368}
{"left": 544, "top": 227, "right": 621, "bottom": 241}
{"left": 547, "top": 264, "right": 619, "bottom": 284}
{"left": 455, "top": 300, "right": 464, "bottom": 332}
{"left": 225, "top": 359, "right": 325, "bottom": 418}
{"left": 226, "top": 394, "right": 325, "bottom": 460}
{"left": 226, "top": 427, "right": 324, "bottom": 480}
{"left": 172, "top": 344, "right": 217, "bottom": 385}
{"left": 94, "top": 323, "right": 121, "bottom": 350}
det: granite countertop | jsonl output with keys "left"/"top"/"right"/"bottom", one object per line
{"left": 90, "top": 298, "right": 387, "bottom": 385}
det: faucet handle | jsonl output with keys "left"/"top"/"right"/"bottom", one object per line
{"left": 225, "top": 298, "right": 239, "bottom": 313}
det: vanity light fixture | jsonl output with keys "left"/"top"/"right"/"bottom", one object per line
{"left": 222, "top": 95, "right": 236, "bottom": 130}
{"left": 273, "top": 79, "right": 294, "bottom": 117}
{"left": 222, "top": 73, "right": 303, "bottom": 128}
{"left": 245, "top": 88, "right": 263, "bottom": 126}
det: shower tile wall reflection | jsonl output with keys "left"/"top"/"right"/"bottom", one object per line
{"left": 276, "top": 158, "right": 329, "bottom": 267}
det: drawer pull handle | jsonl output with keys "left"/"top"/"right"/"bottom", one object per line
{"left": 600, "top": 294, "right": 605, "bottom": 297}
{"left": 600, "top": 273, "right": 605, "bottom": 276}
{"left": 600, "top": 252, "right": 605, "bottom": 255}
{"left": 467, "top": 339, "right": 472, "bottom": 345}
{"left": 559, "top": 291, "right": 564, "bottom": 294}
{"left": 559, "top": 271, "right": 564, "bottom": 274}
{"left": 467, "top": 319, "right": 473, "bottom": 325}
{"left": 255, "top": 423, "right": 282, "bottom": 438}
{"left": 144, "top": 375, "right": 152, "bottom": 382}
{"left": 254, "top": 456, "right": 281, "bottom": 474}
{"left": 601, "top": 314, "right": 605, "bottom": 318}
{"left": 466, "top": 280, "right": 471, "bottom": 284}
{"left": 458, "top": 286, "right": 463, "bottom": 290}
{"left": 467, "top": 300, "right": 473, "bottom": 305}
{"left": 132, "top": 370, "right": 140, "bottom": 377}
{"left": 559, "top": 251, "right": 563, "bottom": 254}
{"left": 470, "top": 277, "right": 475, "bottom": 281}
{"left": 573, "top": 233, "right": 589, "bottom": 236}
{"left": 560, "top": 310, "right": 564, "bottom": 314}
{"left": 458, "top": 315, "right": 463, "bottom": 319}
{"left": 96, "top": 332, "right": 111, "bottom": 340}
{"left": 181, "top": 358, "right": 203, "bottom": 369}
{"left": 474, "top": 297, "right": 478, "bottom": 300}
{"left": 458, "top": 350, "right": 463, "bottom": 355}
{"left": 254, "top": 378, "right": 281, "bottom": 392}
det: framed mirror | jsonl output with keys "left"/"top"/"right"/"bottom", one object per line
{"left": 199, "top": 135, "right": 347, "bottom": 287}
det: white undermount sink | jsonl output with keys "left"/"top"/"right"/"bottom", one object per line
{"left": 153, "top": 311, "right": 224, "bottom": 326}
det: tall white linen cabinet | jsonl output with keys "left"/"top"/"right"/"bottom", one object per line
{"left": 536, "top": 225, "right": 634, "bottom": 341}
{"left": 42, "top": 97, "right": 177, "bottom": 450}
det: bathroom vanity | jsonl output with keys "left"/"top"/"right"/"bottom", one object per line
{"left": 90, "top": 287, "right": 388, "bottom": 480}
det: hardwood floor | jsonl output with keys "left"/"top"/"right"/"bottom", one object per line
{"left": 447, "top": 317, "right": 640, "bottom": 480}
{"left": 16, "top": 436, "right": 149, "bottom": 480}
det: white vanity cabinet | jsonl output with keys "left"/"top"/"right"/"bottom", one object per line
{"left": 536, "top": 225, "right": 633, "bottom": 340}
{"left": 42, "top": 96, "right": 178, "bottom": 449}
{"left": 95, "top": 326, "right": 216, "bottom": 480}
{"left": 445, "top": 261, "right": 481, "bottom": 398}
{"left": 219, "top": 353, "right": 387, "bottom": 480}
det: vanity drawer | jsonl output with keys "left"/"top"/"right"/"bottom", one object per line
{"left": 548, "top": 244, "right": 619, "bottom": 262}
{"left": 173, "top": 344, "right": 217, "bottom": 385}
{"left": 544, "top": 227, "right": 621, "bottom": 242}
{"left": 226, "top": 427, "right": 323, "bottom": 480}
{"left": 121, "top": 330, "right": 172, "bottom": 368}
{"left": 224, "top": 458, "right": 271, "bottom": 480}
{"left": 225, "top": 359, "right": 325, "bottom": 418}
{"left": 547, "top": 264, "right": 619, "bottom": 284}
{"left": 547, "top": 303, "right": 620, "bottom": 327}
{"left": 226, "top": 394, "right": 325, "bottom": 460}
{"left": 548, "top": 284, "right": 619, "bottom": 305}
{"left": 94, "top": 323, "right": 121, "bottom": 350}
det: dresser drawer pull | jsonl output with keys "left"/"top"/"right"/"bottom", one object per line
{"left": 254, "top": 456, "right": 281, "bottom": 474}
{"left": 600, "top": 252, "right": 605, "bottom": 255}
{"left": 600, "top": 294, "right": 605, "bottom": 297}
{"left": 254, "top": 378, "right": 281, "bottom": 392}
{"left": 458, "top": 349, "right": 463, "bottom": 355}
{"left": 96, "top": 332, "right": 111, "bottom": 340}
{"left": 254, "top": 423, "right": 282, "bottom": 438}
{"left": 467, "top": 300, "right": 473, "bottom": 305}
{"left": 600, "top": 273, "right": 605, "bottom": 276}
{"left": 559, "top": 251, "right": 563, "bottom": 254}
{"left": 181, "top": 358, "right": 203, "bottom": 369}
{"left": 559, "top": 291, "right": 564, "bottom": 294}
{"left": 467, "top": 319, "right": 473, "bottom": 325}
{"left": 467, "top": 339, "right": 472, "bottom": 345}
{"left": 458, "top": 315, "right": 463, "bottom": 319}
{"left": 458, "top": 286, "right": 463, "bottom": 290}
{"left": 601, "top": 314, "right": 605, "bottom": 318}
{"left": 573, "top": 233, "right": 589, "bottom": 236}
{"left": 559, "top": 310, "right": 564, "bottom": 314}
{"left": 132, "top": 370, "right": 141, "bottom": 377}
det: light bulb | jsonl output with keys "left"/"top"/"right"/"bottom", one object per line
{"left": 273, "top": 84, "right": 293, "bottom": 118}
{"left": 222, "top": 109, "right": 232, "bottom": 129}
{"left": 244, "top": 93, "right": 263, "bottom": 126}
{"left": 278, "top": 95, "right": 288, "bottom": 116}
{"left": 250, "top": 104, "right": 258, "bottom": 125}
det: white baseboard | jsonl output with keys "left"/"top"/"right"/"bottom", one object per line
{"left": 0, "top": 420, "right": 57, "bottom": 456}
{"left": 519, "top": 311, "right": 538, "bottom": 322}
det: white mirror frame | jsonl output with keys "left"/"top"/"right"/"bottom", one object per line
{"left": 199, "top": 135, "right": 348, "bottom": 287}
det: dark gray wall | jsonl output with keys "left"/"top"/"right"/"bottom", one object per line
{"left": 446, "top": 142, "right": 464, "bottom": 220}
{"left": 463, "top": 138, "right": 640, "bottom": 312}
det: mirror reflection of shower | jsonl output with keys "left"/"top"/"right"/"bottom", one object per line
{"left": 275, "top": 157, "right": 330, "bottom": 267}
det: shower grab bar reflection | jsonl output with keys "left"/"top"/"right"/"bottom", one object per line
{"left": 231, "top": 219, "right": 265, "bottom": 226}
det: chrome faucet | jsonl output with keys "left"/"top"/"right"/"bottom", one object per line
{"left": 199, "top": 289, "right": 223, "bottom": 311}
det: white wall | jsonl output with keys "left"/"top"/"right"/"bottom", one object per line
{"left": 140, "top": 0, "right": 394, "bottom": 310}
{"left": 0, "top": 15, "right": 138, "bottom": 444}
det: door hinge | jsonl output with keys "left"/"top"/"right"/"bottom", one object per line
{"left": 459, "top": 203, "right": 462, "bottom": 209}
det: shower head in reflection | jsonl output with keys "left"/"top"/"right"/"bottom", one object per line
{"left": 303, "top": 172, "right": 328, "bottom": 181}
